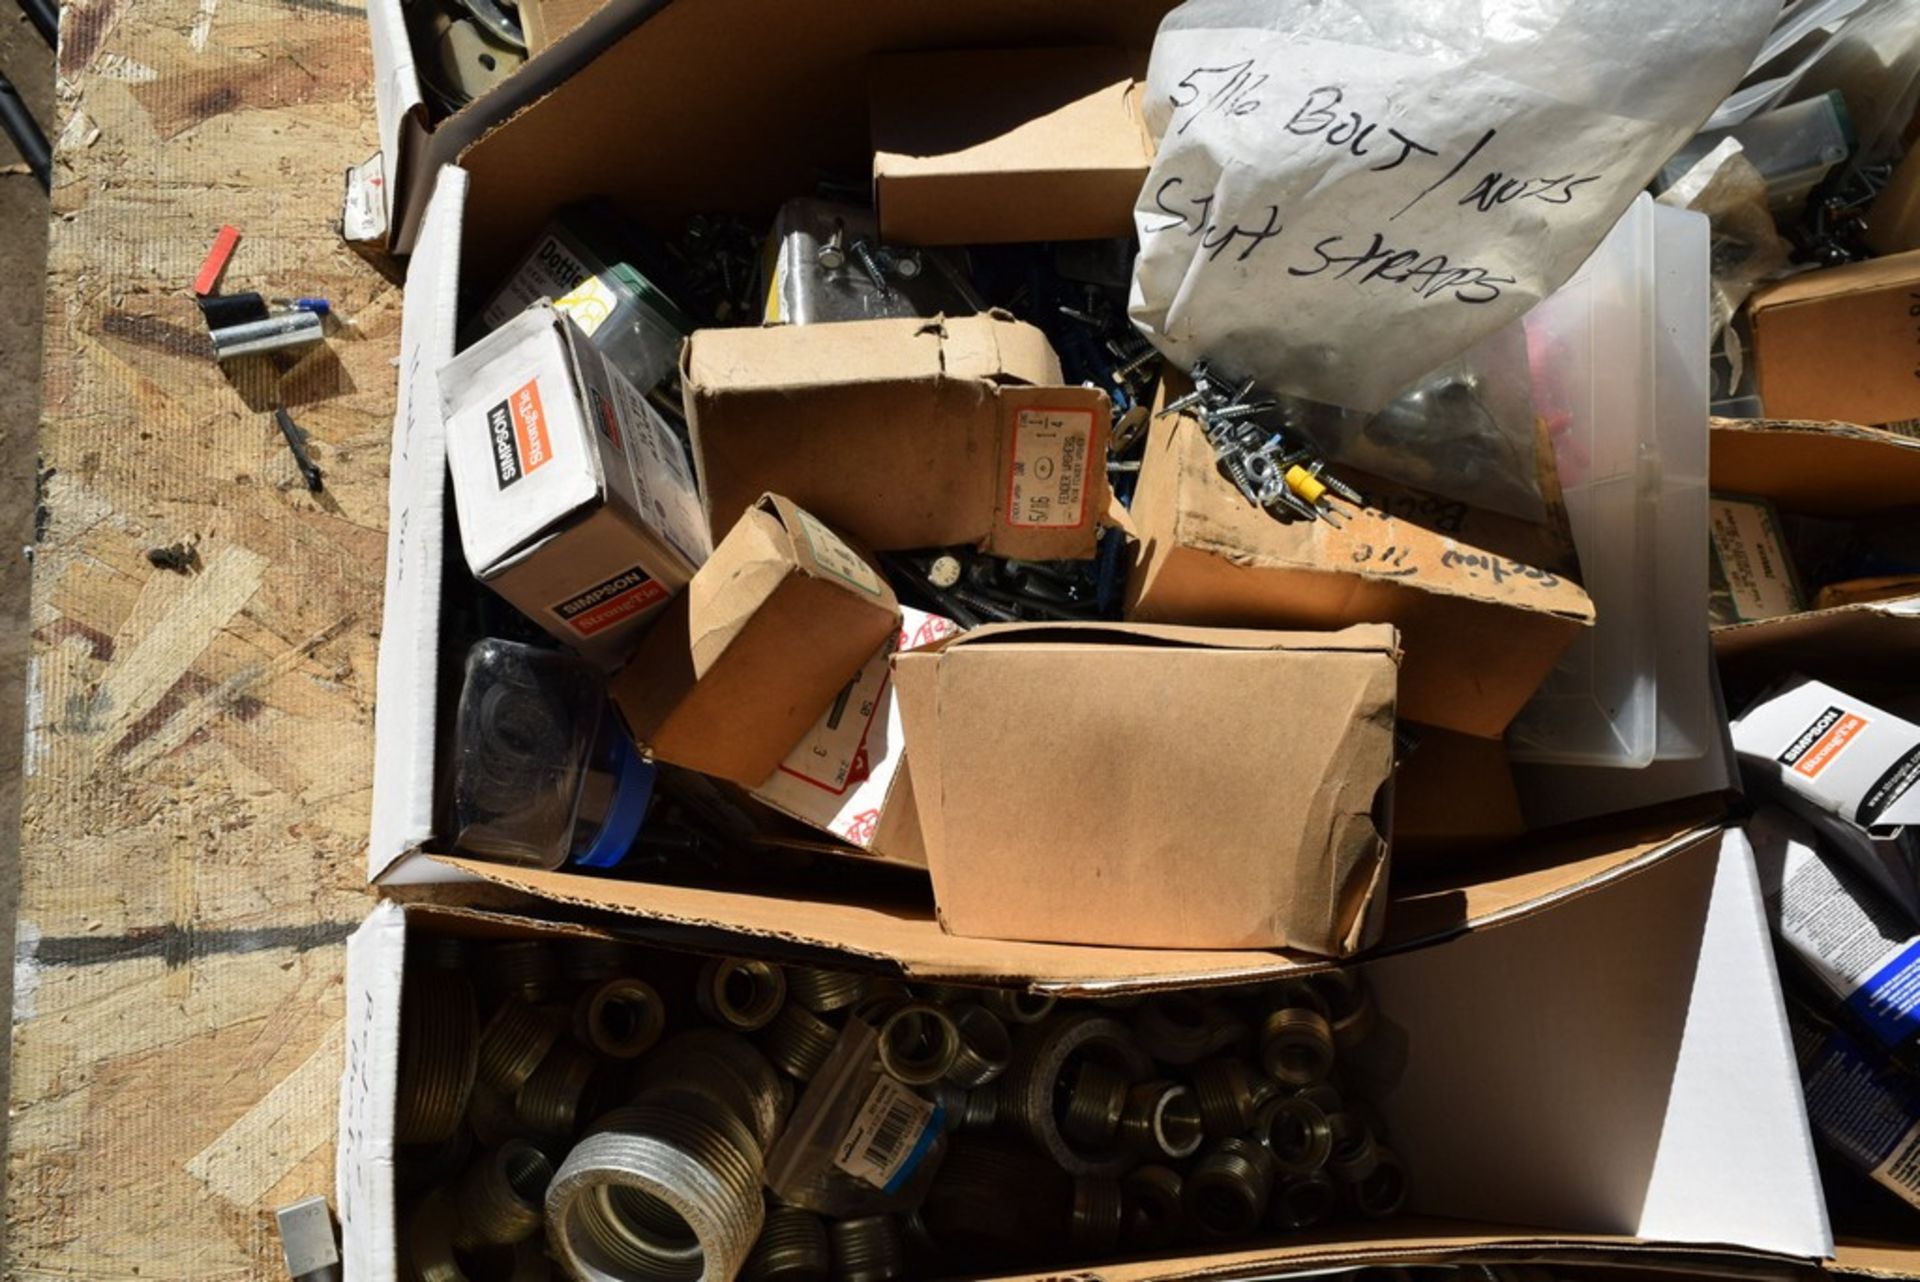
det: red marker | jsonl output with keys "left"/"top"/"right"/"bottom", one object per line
{"left": 193, "top": 225, "right": 241, "bottom": 297}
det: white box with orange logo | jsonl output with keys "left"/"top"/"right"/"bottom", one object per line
{"left": 1734, "top": 677, "right": 1920, "bottom": 837}
{"left": 439, "top": 301, "right": 709, "bottom": 665}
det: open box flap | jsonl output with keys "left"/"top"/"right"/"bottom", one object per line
{"left": 436, "top": 815, "right": 1723, "bottom": 992}
{"left": 337, "top": 901, "right": 406, "bottom": 1282}
{"left": 921, "top": 619, "right": 1401, "bottom": 657}
{"left": 1710, "top": 418, "right": 1920, "bottom": 518}
{"left": 1833, "top": 1240, "right": 1920, "bottom": 1278}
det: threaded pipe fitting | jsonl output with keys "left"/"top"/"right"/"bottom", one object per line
{"left": 1256, "top": 1095, "right": 1333, "bottom": 1177}
{"left": 1132, "top": 995, "right": 1244, "bottom": 1065}
{"left": 786, "top": 967, "right": 869, "bottom": 1015}
{"left": 869, "top": 1002, "right": 960, "bottom": 1087}
{"left": 1119, "top": 1081, "right": 1203, "bottom": 1160}
{"left": 1294, "top": 1081, "right": 1344, "bottom": 1116}
{"left": 960, "top": 1084, "right": 998, "bottom": 1131}
{"left": 1069, "top": 1177, "right": 1123, "bottom": 1256}
{"left": 635, "top": 1030, "right": 792, "bottom": 1153}
{"left": 409, "top": 1189, "right": 469, "bottom": 1282}
{"left": 558, "top": 937, "right": 636, "bottom": 984}
{"left": 516, "top": 1047, "right": 610, "bottom": 1140}
{"left": 1187, "top": 1137, "right": 1275, "bottom": 1239}
{"left": 1121, "top": 1165, "right": 1184, "bottom": 1249}
{"left": 577, "top": 977, "right": 665, "bottom": 1060}
{"left": 761, "top": 1002, "right": 841, "bottom": 1083}
{"left": 1061, "top": 1060, "right": 1128, "bottom": 1148}
{"left": 828, "top": 1216, "right": 903, "bottom": 1282}
{"left": 479, "top": 999, "right": 565, "bottom": 1094}
{"left": 397, "top": 971, "right": 479, "bottom": 1145}
{"left": 1263, "top": 977, "right": 1330, "bottom": 1018}
{"left": 1309, "top": 969, "right": 1377, "bottom": 1051}
{"left": 487, "top": 940, "right": 559, "bottom": 1005}
{"left": 944, "top": 1005, "right": 1011, "bottom": 1088}
{"left": 1269, "top": 1171, "right": 1338, "bottom": 1230}
{"left": 1352, "top": 1147, "right": 1407, "bottom": 1218}
{"left": 547, "top": 1091, "right": 766, "bottom": 1282}
{"left": 698, "top": 958, "right": 789, "bottom": 1032}
{"left": 743, "top": 1204, "right": 829, "bottom": 1282}
{"left": 1190, "top": 1057, "right": 1259, "bottom": 1138}
{"left": 1001, "top": 1013, "right": 1151, "bottom": 1177}
{"left": 454, "top": 1139, "right": 553, "bottom": 1249}
{"left": 1327, "top": 1111, "right": 1380, "bottom": 1183}
{"left": 468, "top": 1083, "right": 528, "bottom": 1149}
{"left": 980, "top": 989, "right": 1057, "bottom": 1026}
{"left": 1259, "top": 1007, "right": 1335, "bottom": 1087}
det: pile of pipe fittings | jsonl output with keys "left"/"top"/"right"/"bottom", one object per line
{"left": 392, "top": 934, "right": 1404, "bottom": 1282}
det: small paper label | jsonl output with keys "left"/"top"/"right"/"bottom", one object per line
{"left": 796, "top": 508, "right": 883, "bottom": 596}
{"left": 555, "top": 274, "right": 619, "bottom": 337}
{"left": 1007, "top": 408, "right": 1094, "bottom": 529}
{"left": 1709, "top": 498, "right": 1801, "bottom": 621}
{"left": 832, "top": 1076, "right": 938, "bottom": 1191}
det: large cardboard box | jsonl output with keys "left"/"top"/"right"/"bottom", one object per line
{"left": 893, "top": 622, "right": 1399, "bottom": 953}
{"left": 683, "top": 315, "right": 1112, "bottom": 561}
{"left": 1749, "top": 253, "right": 1920, "bottom": 427}
{"left": 1126, "top": 414, "right": 1593, "bottom": 739}
{"left": 337, "top": 825, "right": 1832, "bottom": 1282}
{"left": 611, "top": 495, "right": 901, "bottom": 787}
{"left": 871, "top": 46, "right": 1153, "bottom": 246}
{"left": 438, "top": 302, "right": 709, "bottom": 665}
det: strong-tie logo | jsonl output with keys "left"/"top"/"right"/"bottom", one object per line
{"left": 489, "top": 378, "right": 551, "bottom": 488}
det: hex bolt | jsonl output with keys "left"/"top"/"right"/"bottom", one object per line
{"left": 485, "top": 940, "right": 558, "bottom": 1005}
{"left": 945, "top": 1005, "right": 1012, "bottom": 1088}
{"left": 1119, "top": 1080, "right": 1204, "bottom": 1160}
{"left": 817, "top": 224, "right": 847, "bottom": 272}
{"left": 829, "top": 1215, "right": 905, "bottom": 1282}
{"left": 452, "top": 1139, "right": 552, "bottom": 1249}
{"left": 869, "top": 1000, "right": 962, "bottom": 1086}
{"left": 889, "top": 249, "right": 923, "bottom": 280}
{"left": 1259, "top": 1007, "right": 1336, "bottom": 1087}
{"left": 1256, "top": 1094, "right": 1334, "bottom": 1177}
{"left": 787, "top": 966, "right": 870, "bottom": 1015}
{"left": 1121, "top": 1165, "right": 1185, "bottom": 1249}
{"left": 698, "top": 957, "right": 789, "bottom": 1032}
{"left": 575, "top": 976, "right": 665, "bottom": 1060}
{"left": 745, "top": 1204, "right": 831, "bottom": 1282}
{"left": 1112, "top": 347, "right": 1161, "bottom": 384}
{"left": 1269, "top": 1171, "right": 1339, "bottom": 1230}
{"left": 1190, "top": 1057, "right": 1260, "bottom": 1138}
{"left": 477, "top": 998, "right": 565, "bottom": 1094}
{"left": 396, "top": 971, "right": 479, "bottom": 1146}
{"left": 1069, "top": 1177, "right": 1124, "bottom": 1256}
{"left": 1062, "top": 1060, "right": 1129, "bottom": 1148}
{"left": 1186, "top": 1137, "right": 1276, "bottom": 1239}
{"left": 1352, "top": 1147, "right": 1408, "bottom": 1218}
{"left": 762, "top": 1001, "right": 842, "bottom": 1083}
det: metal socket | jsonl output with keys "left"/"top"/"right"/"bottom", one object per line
{"left": 454, "top": 1139, "right": 553, "bottom": 1249}
{"left": 1352, "top": 1147, "right": 1407, "bottom": 1219}
{"left": 1119, "top": 1081, "right": 1204, "bottom": 1160}
{"left": 1121, "top": 1165, "right": 1185, "bottom": 1249}
{"left": 698, "top": 957, "right": 788, "bottom": 1032}
{"left": 1186, "top": 1137, "right": 1276, "bottom": 1239}
{"left": 576, "top": 977, "right": 665, "bottom": 1060}
{"left": 478, "top": 999, "right": 565, "bottom": 1094}
{"left": 1061, "top": 1060, "right": 1129, "bottom": 1148}
{"left": 744, "top": 1204, "right": 830, "bottom": 1282}
{"left": 944, "top": 1005, "right": 1012, "bottom": 1088}
{"left": 828, "top": 1216, "right": 904, "bottom": 1282}
{"left": 1256, "top": 1095, "right": 1334, "bottom": 1177}
{"left": 1190, "top": 1057, "right": 1259, "bottom": 1138}
{"left": 867, "top": 1001, "right": 961, "bottom": 1087}
{"left": 486, "top": 940, "right": 559, "bottom": 1005}
{"left": 396, "top": 971, "right": 479, "bottom": 1145}
{"left": 1269, "top": 1171, "right": 1338, "bottom": 1231}
{"left": 1259, "top": 1007, "right": 1336, "bottom": 1087}
{"left": 786, "top": 966, "right": 870, "bottom": 1015}
{"left": 761, "top": 1001, "right": 841, "bottom": 1083}
{"left": 548, "top": 1089, "right": 766, "bottom": 1282}
{"left": 1069, "top": 1177, "right": 1123, "bottom": 1256}
{"left": 1132, "top": 995, "right": 1245, "bottom": 1065}
{"left": 1001, "top": 1013, "right": 1151, "bottom": 1176}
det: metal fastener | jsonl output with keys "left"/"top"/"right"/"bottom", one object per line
{"left": 396, "top": 971, "right": 479, "bottom": 1145}
{"left": 865, "top": 999, "right": 961, "bottom": 1086}
{"left": 1189, "top": 1057, "right": 1260, "bottom": 1138}
{"left": 1061, "top": 1060, "right": 1129, "bottom": 1148}
{"left": 575, "top": 976, "right": 665, "bottom": 1060}
{"left": 633, "top": 1030, "right": 792, "bottom": 1153}
{"left": 485, "top": 940, "right": 558, "bottom": 1005}
{"left": 1259, "top": 1007, "right": 1336, "bottom": 1087}
{"left": 762, "top": 1001, "right": 842, "bottom": 1083}
{"left": 1256, "top": 1094, "right": 1333, "bottom": 1177}
{"left": 698, "top": 957, "right": 789, "bottom": 1032}
{"left": 744, "top": 1204, "right": 831, "bottom": 1282}
{"left": 849, "top": 238, "right": 892, "bottom": 298}
{"left": 477, "top": 998, "right": 564, "bottom": 1094}
{"left": 453, "top": 1139, "right": 552, "bottom": 1249}
{"left": 1118, "top": 1080, "right": 1204, "bottom": 1161}
{"left": 1001, "top": 1013, "right": 1151, "bottom": 1176}
{"left": 1327, "top": 1111, "right": 1381, "bottom": 1182}
{"left": 817, "top": 224, "right": 847, "bottom": 272}
{"left": 514, "top": 1046, "right": 610, "bottom": 1140}
{"left": 1186, "top": 1137, "right": 1276, "bottom": 1239}
{"left": 556, "top": 937, "right": 635, "bottom": 984}
{"left": 1131, "top": 995, "right": 1245, "bottom": 1066}
{"left": 960, "top": 1083, "right": 999, "bottom": 1130}
{"left": 786, "top": 966, "right": 870, "bottom": 1015}
{"left": 944, "top": 1005, "right": 1012, "bottom": 1088}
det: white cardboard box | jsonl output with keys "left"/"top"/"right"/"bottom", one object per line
{"left": 337, "top": 827, "right": 1831, "bottom": 1281}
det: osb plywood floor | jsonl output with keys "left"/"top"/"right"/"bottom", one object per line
{"left": 8, "top": 0, "right": 394, "bottom": 1270}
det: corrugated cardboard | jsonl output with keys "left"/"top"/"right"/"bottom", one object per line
{"left": 612, "top": 495, "right": 900, "bottom": 787}
{"left": 748, "top": 606, "right": 959, "bottom": 868}
{"left": 1125, "top": 414, "right": 1593, "bottom": 739}
{"left": 437, "top": 301, "right": 708, "bottom": 665}
{"left": 871, "top": 46, "right": 1154, "bottom": 246}
{"left": 339, "top": 827, "right": 1831, "bottom": 1281}
{"left": 683, "top": 313, "right": 1112, "bottom": 561}
{"left": 892, "top": 621, "right": 1399, "bottom": 954}
{"left": 1749, "top": 252, "right": 1920, "bottom": 426}
{"left": 1393, "top": 726, "right": 1527, "bottom": 860}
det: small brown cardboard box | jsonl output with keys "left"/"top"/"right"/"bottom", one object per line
{"left": 1126, "top": 414, "right": 1594, "bottom": 739}
{"left": 1748, "top": 251, "right": 1920, "bottom": 426}
{"left": 683, "top": 313, "right": 1111, "bottom": 560}
{"left": 612, "top": 495, "right": 901, "bottom": 786}
{"left": 871, "top": 46, "right": 1154, "bottom": 246}
{"left": 892, "top": 621, "right": 1399, "bottom": 954}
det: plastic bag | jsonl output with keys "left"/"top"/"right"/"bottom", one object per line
{"left": 1129, "top": 0, "right": 1777, "bottom": 425}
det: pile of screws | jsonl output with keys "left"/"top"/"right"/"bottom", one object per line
{"left": 1165, "top": 360, "right": 1362, "bottom": 526}
{"left": 393, "top": 934, "right": 1403, "bottom": 1282}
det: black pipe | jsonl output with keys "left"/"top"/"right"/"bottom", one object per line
{"left": 0, "top": 71, "right": 50, "bottom": 192}
{"left": 16, "top": 0, "right": 55, "bottom": 48}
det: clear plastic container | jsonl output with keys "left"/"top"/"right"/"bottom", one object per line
{"left": 1659, "top": 90, "right": 1853, "bottom": 215}
{"left": 1506, "top": 195, "right": 1711, "bottom": 768}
